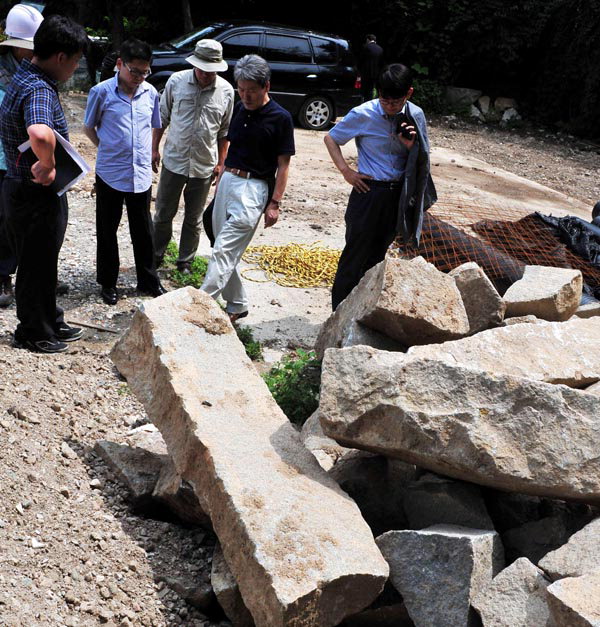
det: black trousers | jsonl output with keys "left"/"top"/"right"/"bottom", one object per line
{"left": 0, "top": 170, "right": 18, "bottom": 277}
{"left": 2, "top": 178, "right": 67, "bottom": 341}
{"left": 331, "top": 184, "right": 401, "bottom": 310}
{"left": 95, "top": 175, "right": 160, "bottom": 291}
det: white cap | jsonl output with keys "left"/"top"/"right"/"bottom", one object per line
{"left": 0, "top": 4, "right": 44, "bottom": 50}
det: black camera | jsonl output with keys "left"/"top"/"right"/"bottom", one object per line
{"left": 395, "top": 112, "right": 414, "bottom": 139}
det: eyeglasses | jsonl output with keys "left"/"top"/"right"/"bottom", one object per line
{"left": 379, "top": 97, "right": 406, "bottom": 106}
{"left": 124, "top": 63, "right": 151, "bottom": 78}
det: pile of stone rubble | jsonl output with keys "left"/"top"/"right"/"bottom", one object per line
{"left": 108, "top": 255, "right": 600, "bottom": 626}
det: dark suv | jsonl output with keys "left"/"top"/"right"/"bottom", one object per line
{"left": 149, "top": 21, "right": 361, "bottom": 130}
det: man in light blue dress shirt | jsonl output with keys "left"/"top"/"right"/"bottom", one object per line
{"left": 324, "top": 63, "right": 436, "bottom": 310}
{"left": 83, "top": 38, "right": 165, "bottom": 305}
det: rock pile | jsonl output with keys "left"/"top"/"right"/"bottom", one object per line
{"left": 316, "top": 256, "right": 600, "bottom": 626}
{"left": 106, "top": 256, "right": 600, "bottom": 626}
{"left": 445, "top": 86, "right": 523, "bottom": 126}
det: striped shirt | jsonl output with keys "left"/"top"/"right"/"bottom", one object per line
{"left": 0, "top": 58, "right": 68, "bottom": 180}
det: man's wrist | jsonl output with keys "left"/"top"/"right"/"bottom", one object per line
{"left": 270, "top": 198, "right": 281, "bottom": 210}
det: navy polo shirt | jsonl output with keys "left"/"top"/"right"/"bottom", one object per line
{"left": 225, "top": 99, "right": 295, "bottom": 179}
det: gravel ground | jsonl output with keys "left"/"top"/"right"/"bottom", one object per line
{"left": 1, "top": 94, "right": 599, "bottom": 626}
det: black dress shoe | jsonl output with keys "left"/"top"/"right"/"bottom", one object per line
{"left": 100, "top": 286, "right": 118, "bottom": 305}
{"left": 137, "top": 283, "right": 167, "bottom": 297}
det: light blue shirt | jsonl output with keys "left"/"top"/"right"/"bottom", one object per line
{"left": 84, "top": 74, "right": 161, "bottom": 193}
{"left": 328, "top": 99, "right": 410, "bottom": 181}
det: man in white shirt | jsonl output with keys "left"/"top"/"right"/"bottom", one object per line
{"left": 152, "top": 39, "right": 234, "bottom": 273}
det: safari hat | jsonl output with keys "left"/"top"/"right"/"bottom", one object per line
{"left": 0, "top": 4, "right": 44, "bottom": 50}
{"left": 185, "top": 39, "right": 228, "bottom": 72}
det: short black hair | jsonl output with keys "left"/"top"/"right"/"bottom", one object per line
{"left": 366, "top": 34, "right": 376, "bottom": 42}
{"left": 119, "top": 38, "right": 152, "bottom": 63}
{"left": 34, "top": 15, "right": 89, "bottom": 60}
{"left": 377, "top": 63, "right": 413, "bottom": 99}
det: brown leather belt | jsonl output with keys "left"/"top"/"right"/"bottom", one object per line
{"left": 225, "top": 167, "right": 254, "bottom": 179}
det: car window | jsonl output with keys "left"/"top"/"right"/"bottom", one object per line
{"left": 310, "top": 37, "right": 338, "bottom": 65}
{"left": 221, "top": 33, "right": 261, "bottom": 59}
{"left": 168, "top": 24, "right": 225, "bottom": 50}
{"left": 264, "top": 34, "right": 312, "bottom": 63}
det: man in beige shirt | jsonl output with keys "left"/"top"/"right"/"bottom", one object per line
{"left": 152, "top": 39, "right": 234, "bottom": 273}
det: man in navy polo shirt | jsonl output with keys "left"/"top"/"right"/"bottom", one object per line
{"left": 84, "top": 38, "right": 166, "bottom": 306}
{"left": 201, "top": 54, "right": 294, "bottom": 322}
{"left": 0, "top": 15, "right": 88, "bottom": 353}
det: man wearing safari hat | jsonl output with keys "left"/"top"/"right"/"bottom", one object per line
{"left": 0, "top": 3, "right": 44, "bottom": 307}
{"left": 152, "top": 39, "right": 234, "bottom": 273}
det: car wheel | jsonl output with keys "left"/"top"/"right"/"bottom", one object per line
{"left": 299, "top": 96, "right": 334, "bottom": 131}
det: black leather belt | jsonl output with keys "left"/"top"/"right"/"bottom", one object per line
{"left": 368, "top": 179, "right": 403, "bottom": 189}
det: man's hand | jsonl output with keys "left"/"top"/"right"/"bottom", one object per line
{"left": 264, "top": 202, "right": 280, "bottom": 228}
{"left": 342, "top": 166, "right": 373, "bottom": 193}
{"left": 212, "top": 163, "right": 223, "bottom": 186}
{"left": 31, "top": 160, "right": 56, "bottom": 186}
{"left": 398, "top": 123, "right": 417, "bottom": 150}
{"left": 152, "top": 149, "right": 161, "bottom": 173}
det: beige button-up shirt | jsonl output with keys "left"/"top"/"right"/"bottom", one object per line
{"left": 160, "top": 70, "right": 234, "bottom": 179}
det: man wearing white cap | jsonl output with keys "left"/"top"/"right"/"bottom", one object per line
{"left": 0, "top": 3, "right": 44, "bottom": 307}
{"left": 152, "top": 39, "right": 233, "bottom": 274}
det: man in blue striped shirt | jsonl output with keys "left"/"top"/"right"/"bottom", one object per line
{"left": 0, "top": 15, "right": 88, "bottom": 353}
{"left": 84, "top": 38, "right": 165, "bottom": 306}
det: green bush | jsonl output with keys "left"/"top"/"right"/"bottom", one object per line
{"left": 163, "top": 241, "right": 208, "bottom": 288}
{"left": 263, "top": 349, "right": 321, "bottom": 427}
{"left": 412, "top": 77, "right": 446, "bottom": 114}
{"left": 236, "top": 325, "right": 263, "bottom": 361}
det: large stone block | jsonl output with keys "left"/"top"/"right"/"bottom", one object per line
{"left": 403, "top": 473, "right": 494, "bottom": 531}
{"left": 377, "top": 525, "right": 504, "bottom": 627}
{"left": 449, "top": 262, "right": 505, "bottom": 333}
{"left": 111, "top": 288, "right": 388, "bottom": 627}
{"left": 547, "top": 573, "right": 600, "bottom": 626}
{"left": 319, "top": 346, "right": 600, "bottom": 502}
{"left": 94, "top": 440, "right": 167, "bottom": 507}
{"left": 211, "top": 543, "right": 254, "bottom": 627}
{"left": 315, "top": 256, "right": 469, "bottom": 358}
{"left": 502, "top": 511, "right": 593, "bottom": 565}
{"left": 503, "top": 265, "right": 582, "bottom": 321}
{"left": 409, "top": 317, "right": 600, "bottom": 388}
{"left": 539, "top": 518, "right": 600, "bottom": 581}
{"left": 472, "top": 558, "right": 551, "bottom": 627}
{"left": 300, "top": 409, "right": 351, "bottom": 471}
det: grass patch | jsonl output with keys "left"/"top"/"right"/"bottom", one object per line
{"left": 163, "top": 241, "right": 208, "bottom": 288}
{"left": 263, "top": 349, "right": 321, "bottom": 427}
{"left": 236, "top": 325, "right": 263, "bottom": 361}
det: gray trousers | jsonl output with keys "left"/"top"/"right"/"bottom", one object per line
{"left": 153, "top": 166, "right": 212, "bottom": 263}
{"left": 201, "top": 172, "right": 267, "bottom": 314}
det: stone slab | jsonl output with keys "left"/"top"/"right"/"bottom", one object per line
{"left": 449, "top": 262, "right": 505, "bottom": 334}
{"left": 315, "top": 256, "right": 468, "bottom": 358}
{"left": 539, "top": 518, "right": 600, "bottom": 581}
{"left": 403, "top": 473, "right": 494, "bottom": 530}
{"left": 503, "top": 265, "right": 582, "bottom": 321}
{"left": 547, "top": 573, "right": 600, "bottom": 626}
{"left": 319, "top": 345, "right": 600, "bottom": 502}
{"left": 377, "top": 525, "right": 503, "bottom": 627}
{"left": 300, "top": 409, "right": 351, "bottom": 472}
{"left": 211, "top": 543, "right": 254, "bottom": 627}
{"left": 409, "top": 317, "right": 600, "bottom": 388}
{"left": 111, "top": 287, "right": 388, "bottom": 627}
{"left": 472, "top": 558, "right": 551, "bottom": 627}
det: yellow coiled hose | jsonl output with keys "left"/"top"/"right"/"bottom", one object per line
{"left": 241, "top": 243, "right": 341, "bottom": 288}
